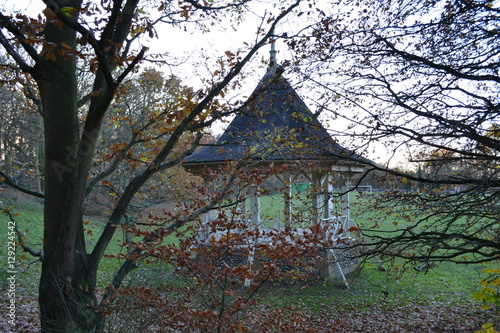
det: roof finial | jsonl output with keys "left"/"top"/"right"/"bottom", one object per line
{"left": 270, "top": 31, "right": 277, "bottom": 70}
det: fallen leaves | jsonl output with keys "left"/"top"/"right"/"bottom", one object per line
{"left": 0, "top": 297, "right": 40, "bottom": 333}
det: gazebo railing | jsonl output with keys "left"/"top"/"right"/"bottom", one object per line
{"left": 266, "top": 215, "right": 361, "bottom": 243}
{"left": 321, "top": 216, "right": 362, "bottom": 243}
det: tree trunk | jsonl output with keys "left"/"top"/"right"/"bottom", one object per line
{"left": 39, "top": 249, "right": 101, "bottom": 332}
{"left": 34, "top": 1, "right": 103, "bottom": 331}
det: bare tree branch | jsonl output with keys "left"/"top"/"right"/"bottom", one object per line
{"left": 0, "top": 170, "right": 44, "bottom": 198}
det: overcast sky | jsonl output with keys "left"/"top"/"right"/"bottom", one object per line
{"left": 1, "top": 0, "right": 404, "bottom": 167}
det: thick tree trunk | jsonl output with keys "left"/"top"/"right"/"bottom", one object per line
{"left": 39, "top": 250, "right": 101, "bottom": 332}
{"left": 34, "top": 2, "right": 103, "bottom": 331}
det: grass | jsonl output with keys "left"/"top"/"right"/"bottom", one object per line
{"left": 230, "top": 191, "right": 493, "bottom": 314}
{"left": 1, "top": 190, "right": 497, "bottom": 331}
{"left": 0, "top": 193, "right": 131, "bottom": 289}
{"left": 258, "top": 260, "right": 483, "bottom": 310}
{"left": 0, "top": 191, "right": 191, "bottom": 291}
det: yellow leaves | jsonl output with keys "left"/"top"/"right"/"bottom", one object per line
{"left": 182, "top": 106, "right": 192, "bottom": 117}
{"left": 24, "top": 36, "right": 39, "bottom": 45}
{"left": 490, "top": 278, "right": 500, "bottom": 287}
{"left": 220, "top": 232, "right": 235, "bottom": 243}
{"left": 476, "top": 323, "right": 499, "bottom": 333}
{"left": 60, "top": 42, "right": 73, "bottom": 50}
{"left": 474, "top": 266, "right": 500, "bottom": 311}
{"left": 130, "top": 26, "right": 145, "bottom": 38}
{"left": 109, "top": 115, "right": 134, "bottom": 128}
{"left": 61, "top": 6, "right": 78, "bottom": 18}
{"left": 483, "top": 267, "right": 500, "bottom": 274}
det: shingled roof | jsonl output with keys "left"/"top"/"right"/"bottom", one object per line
{"left": 183, "top": 67, "right": 364, "bottom": 169}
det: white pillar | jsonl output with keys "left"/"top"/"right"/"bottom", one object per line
{"left": 327, "top": 249, "right": 349, "bottom": 289}
{"left": 311, "top": 172, "right": 322, "bottom": 223}
{"left": 199, "top": 209, "right": 215, "bottom": 244}
{"left": 323, "top": 173, "right": 333, "bottom": 220}
{"left": 249, "top": 185, "right": 260, "bottom": 227}
{"left": 341, "top": 176, "right": 350, "bottom": 218}
{"left": 236, "top": 185, "right": 246, "bottom": 221}
{"left": 284, "top": 170, "right": 292, "bottom": 228}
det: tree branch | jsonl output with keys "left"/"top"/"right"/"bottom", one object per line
{"left": 116, "top": 46, "right": 147, "bottom": 84}
{"left": 0, "top": 12, "right": 42, "bottom": 73}
{"left": 100, "top": 161, "right": 243, "bottom": 305}
{"left": 42, "top": 0, "right": 116, "bottom": 86}
{"left": 376, "top": 34, "right": 500, "bottom": 84}
{"left": 0, "top": 30, "right": 34, "bottom": 75}
{"left": 0, "top": 171, "right": 44, "bottom": 198}
{"left": 2, "top": 207, "right": 43, "bottom": 258}
{"left": 89, "top": 0, "right": 302, "bottom": 301}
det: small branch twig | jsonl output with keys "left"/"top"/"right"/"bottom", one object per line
{"left": 1, "top": 207, "right": 43, "bottom": 259}
{"left": 0, "top": 171, "right": 44, "bottom": 198}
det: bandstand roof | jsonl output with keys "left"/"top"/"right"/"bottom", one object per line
{"left": 183, "top": 66, "right": 366, "bottom": 172}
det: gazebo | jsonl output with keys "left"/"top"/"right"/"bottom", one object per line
{"left": 182, "top": 51, "right": 372, "bottom": 286}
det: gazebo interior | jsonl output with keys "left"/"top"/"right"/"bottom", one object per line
{"left": 182, "top": 49, "right": 382, "bottom": 286}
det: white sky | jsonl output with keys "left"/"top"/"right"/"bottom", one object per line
{"left": 1, "top": 0, "right": 405, "bottom": 167}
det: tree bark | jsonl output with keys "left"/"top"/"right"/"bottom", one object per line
{"left": 35, "top": 1, "right": 102, "bottom": 331}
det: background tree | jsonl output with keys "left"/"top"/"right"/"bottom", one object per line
{"left": 0, "top": 0, "right": 302, "bottom": 331}
{"left": 0, "top": 66, "right": 44, "bottom": 193}
{"left": 84, "top": 68, "right": 203, "bottom": 215}
{"left": 286, "top": 0, "right": 499, "bottom": 267}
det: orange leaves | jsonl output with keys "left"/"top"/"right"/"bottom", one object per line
{"left": 60, "top": 42, "right": 72, "bottom": 49}
{"left": 42, "top": 42, "right": 57, "bottom": 61}
{"left": 43, "top": 8, "right": 63, "bottom": 30}
{"left": 224, "top": 50, "right": 242, "bottom": 67}
{"left": 108, "top": 142, "right": 129, "bottom": 155}
{"left": 58, "top": 41, "right": 82, "bottom": 60}
{"left": 179, "top": 3, "right": 193, "bottom": 21}
{"left": 40, "top": 39, "right": 82, "bottom": 62}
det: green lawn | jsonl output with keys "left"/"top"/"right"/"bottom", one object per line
{"left": 1, "top": 191, "right": 497, "bottom": 332}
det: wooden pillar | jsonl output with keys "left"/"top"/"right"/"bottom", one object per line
{"left": 284, "top": 170, "right": 292, "bottom": 228}
{"left": 311, "top": 172, "right": 322, "bottom": 223}
{"left": 202, "top": 210, "right": 214, "bottom": 224}
{"left": 327, "top": 249, "right": 349, "bottom": 289}
{"left": 341, "top": 175, "right": 350, "bottom": 218}
{"left": 236, "top": 185, "right": 246, "bottom": 221}
{"left": 200, "top": 178, "right": 214, "bottom": 242}
{"left": 322, "top": 173, "right": 333, "bottom": 220}
{"left": 248, "top": 185, "right": 260, "bottom": 227}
